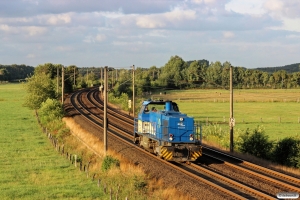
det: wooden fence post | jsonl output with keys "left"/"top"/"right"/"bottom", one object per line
{"left": 104, "top": 183, "right": 106, "bottom": 194}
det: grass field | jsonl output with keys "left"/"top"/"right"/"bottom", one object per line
{"left": 152, "top": 89, "right": 300, "bottom": 141}
{"left": 0, "top": 83, "right": 107, "bottom": 199}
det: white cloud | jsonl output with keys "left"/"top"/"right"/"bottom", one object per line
{"left": 0, "top": 24, "right": 46, "bottom": 36}
{"left": 136, "top": 15, "right": 166, "bottom": 28}
{"left": 225, "top": 0, "right": 266, "bottom": 15}
{"left": 264, "top": 0, "right": 284, "bottom": 13}
{"left": 96, "top": 34, "right": 107, "bottom": 42}
{"left": 268, "top": 17, "right": 300, "bottom": 32}
{"left": 286, "top": 34, "right": 300, "bottom": 39}
{"left": 83, "top": 33, "right": 107, "bottom": 43}
{"left": 1, "top": 0, "right": 300, "bottom": 68}
{"left": 136, "top": 8, "right": 196, "bottom": 29}
{"left": 26, "top": 54, "right": 36, "bottom": 58}
{"left": 25, "top": 26, "right": 47, "bottom": 36}
{"left": 46, "top": 13, "right": 72, "bottom": 25}
{"left": 262, "top": 0, "right": 300, "bottom": 32}
{"left": 56, "top": 46, "right": 73, "bottom": 51}
{"left": 146, "top": 30, "right": 167, "bottom": 37}
{"left": 0, "top": 24, "right": 11, "bottom": 32}
{"left": 264, "top": 0, "right": 300, "bottom": 18}
{"left": 191, "top": 0, "right": 220, "bottom": 5}
{"left": 223, "top": 31, "right": 234, "bottom": 39}
{"left": 83, "top": 35, "right": 95, "bottom": 43}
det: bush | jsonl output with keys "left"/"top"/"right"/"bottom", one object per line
{"left": 237, "top": 126, "right": 273, "bottom": 159}
{"left": 39, "top": 98, "right": 64, "bottom": 126}
{"left": 101, "top": 155, "right": 120, "bottom": 172}
{"left": 272, "top": 137, "right": 300, "bottom": 168}
{"left": 56, "top": 127, "right": 70, "bottom": 141}
{"left": 108, "top": 92, "right": 130, "bottom": 111}
{"left": 203, "top": 124, "right": 230, "bottom": 148}
{"left": 133, "top": 175, "right": 147, "bottom": 190}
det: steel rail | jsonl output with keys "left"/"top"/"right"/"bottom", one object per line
{"left": 190, "top": 163, "right": 277, "bottom": 200}
{"left": 203, "top": 146, "right": 300, "bottom": 186}
{"left": 203, "top": 152, "right": 300, "bottom": 193}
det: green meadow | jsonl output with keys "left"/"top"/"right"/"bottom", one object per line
{"left": 0, "top": 84, "right": 104, "bottom": 199}
{"left": 161, "top": 89, "right": 300, "bottom": 141}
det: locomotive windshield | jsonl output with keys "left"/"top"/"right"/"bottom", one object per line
{"left": 140, "top": 101, "right": 179, "bottom": 114}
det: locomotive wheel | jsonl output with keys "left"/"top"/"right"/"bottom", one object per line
{"left": 156, "top": 152, "right": 162, "bottom": 159}
{"left": 139, "top": 142, "right": 144, "bottom": 149}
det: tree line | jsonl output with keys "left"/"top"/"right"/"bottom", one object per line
{"left": 2, "top": 56, "right": 300, "bottom": 93}
{"left": 109, "top": 56, "right": 300, "bottom": 98}
{"left": 0, "top": 64, "right": 34, "bottom": 82}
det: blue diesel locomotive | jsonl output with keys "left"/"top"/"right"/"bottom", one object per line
{"left": 134, "top": 100, "right": 202, "bottom": 162}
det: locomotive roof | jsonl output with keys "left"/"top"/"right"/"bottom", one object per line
{"left": 142, "top": 100, "right": 177, "bottom": 106}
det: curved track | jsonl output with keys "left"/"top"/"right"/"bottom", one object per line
{"left": 67, "top": 87, "right": 300, "bottom": 200}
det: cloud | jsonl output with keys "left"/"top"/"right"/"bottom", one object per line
{"left": 0, "top": 0, "right": 299, "bottom": 68}
{"left": 264, "top": 0, "right": 300, "bottom": 18}
{"left": 0, "top": 0, "right": 180, "bottom": 18}
{"left": 136, "top": 8, "right": 196, "bottom": 29}
{"left": 0, "top": 24, "right": 47, "bottom": 36}
{"left": 191, "top": 0, "right": 227, "bottom": 6}
{"left": 269, "top": 18, "right": 300, "bottom": 32}
{"left": 0, "top": 24, "right": 10, "bottom": 32}
{"left": 223, "top": 31, "right": 235, "bottom": 39}
{"left": 225, "top": 0, "right": 266, "bottom": 15}
{"left": 263, "top": 0, "right": 300, "bottom": 32}
{"left": 47, "top": 13, "right": 72, "bottom": 25}
{"left": 136, "top": 16, "right": 166, "bottom": 28}
{"left": 96, "top": 34, "right": 107, "bottom": 42}
{"left": 26, "top": 54, "right": 36, "bottom": 58}
{"left": 25, "top": 26, "right": 47, "bottom": 36}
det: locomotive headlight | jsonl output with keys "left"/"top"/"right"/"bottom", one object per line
{"left": 179, "top": 117, "right": 184, "bottom": 121}
{"left": 189, "top": 134, "right": 194, "bottom": 141}
{"left": 169, "top": 134, "right": 174, "bottom": 141}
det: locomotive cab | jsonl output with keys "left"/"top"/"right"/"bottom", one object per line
{"left": 134, "top": 100, "right": 202, "bottom": 162}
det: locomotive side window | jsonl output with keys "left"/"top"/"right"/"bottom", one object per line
{"left": 172, "top": 103, "right": 179, "bottom": 112}
{"left": 151, "top": 107, "right": 157, "bottom": 112}
{"left": 144, "top": 106, "right": 149, "bottom": 113}
{"left": 140, "top": 105, "right": 149, "bottom": 114}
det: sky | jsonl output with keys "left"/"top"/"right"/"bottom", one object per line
{"left": 1, "top": 0, "right": 300, "bottom": 69}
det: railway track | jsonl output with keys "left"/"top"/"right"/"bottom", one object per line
{"left": 66, "top": 87, "right": 300, "bottom": 200}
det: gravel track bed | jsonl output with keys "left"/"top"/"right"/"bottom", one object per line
{"left": 196, "top": 156, "right": 282, "bottom": 197}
